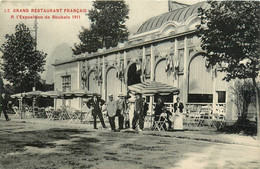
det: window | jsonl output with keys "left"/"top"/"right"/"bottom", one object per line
{"left": 217, "top": 91, "right": 226, "bottom": 103}
{"left": 62, "top": 75, "right": 71, "bottom": 92}
{"left": 188, "top": 94, "right": 213, "bottom": 103}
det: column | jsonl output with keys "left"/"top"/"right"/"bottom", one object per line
{"left": 77, "top": 61, "right": 81, "bottom": 110}
{"left": 142, "top": 46, "right": 146, "bottom": 83}
{"left": 173, "top": 38, "right": 178, "bottom": 102}
{"left": 98, "top": 57, "right": 101, "bottom": 95}
{"left": 150, "top": 44, "right": 155, "bottom": 114}
{"left": 123, "top": 51, "right": 127, "bottom": 95}
{"left": 102, "top": 56, "right": 106, "bottom": 100}
{"left": 183, "top": 36, "right": 188, "bottom": 105}
{"left": 150, "top": 44, "right": 155, "bottom": 81}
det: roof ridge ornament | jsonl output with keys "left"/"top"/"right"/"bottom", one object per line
{"left": 168, "top": 1, "right": 189, "bottom": 12}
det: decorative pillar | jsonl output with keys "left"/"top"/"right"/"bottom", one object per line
{"left": 123, "top": 51, "right": 127, "bottom": 95}
{"left": 150, "top": 44, "right": 155, "bottom": 81}
{"left": 174, "top": 38, "right": 178, "bottom": 102}
{"left": 102, "top": 56, "right": 106, "bottom": 100}
{"left": 183, "top": 36, "right": 188, "bottom": 105}
{"left": 142, "top": 46, "right": 146, "bottom": 83}
{"left": 150, "top": 44, "right": 155, "bottom": 114}
{"left": 77, "top": 61, "right": 81, "bottom": 110}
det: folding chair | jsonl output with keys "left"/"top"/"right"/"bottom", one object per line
{"left": 52, "top": 109, "right": 61, "bottom": 121}
{"left": 25, "top": 107, "right": 33, "bottom": 118}
{"left": 45, "top": 108, "right": 53, "bottom": 120}
{"left": 153, "top": 113, "right": 168, "bottom": 131}
{"left": 217, "top": 114, "right": 226, "bottom": 129}
{"left": 185, "top": 113, "right": 200, "bottom": 130}
{"left": 13, "top": 106, "right": 20, "bottom": 117}
{"left": 67, "top": 108, "right": 80, "bottom": 123}
{"left": 207, "top": 114, "right": 218, "bottom": 129}
{"left": 211, "top": 114, "right": 226, "bottom": 129}
{"left": 81, "top": 112, "right": 92, "bottom": 124}
{"left": 59, "top": 108, "right": 69, "bottom": 120}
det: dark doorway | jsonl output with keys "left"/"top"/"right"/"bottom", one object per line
{"left": 127, "top": 63, "right": 141, "bottom": 86}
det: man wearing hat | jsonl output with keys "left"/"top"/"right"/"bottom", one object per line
{"left": 132, "top": 92, "right": 144, "bottom": 131}
{"left": 87, "top": 93, "right": 106, "bottom": 129}
{"left": 107, "top": 94, "right": 117, "bottom": 131}
{"left": 116, "top": 93, "right": 127, "bottom": 130}
{"left": 0, "top": 93, "right": 11, "bottom": 121}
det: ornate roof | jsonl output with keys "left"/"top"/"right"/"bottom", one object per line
{"left": 136, "top": 1, "right": 208, "bottom": 34}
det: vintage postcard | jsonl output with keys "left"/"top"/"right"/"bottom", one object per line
{"left": 0, "top": 0, "right": 259, "bottom": 168}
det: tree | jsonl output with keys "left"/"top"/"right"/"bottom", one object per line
{"left": 73, "top": 0, "right": 129, "bottom": 55}
{"left": 231, "top": 80, "right": 257, "bottom": 123}
{"left": 0, "top": 23, "right": 47, "bottom": 93}
{"left": 197, "top": 1, "right": 260, "bottom": 139}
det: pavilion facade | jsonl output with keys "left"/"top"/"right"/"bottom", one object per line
{"left": 53, "top": 2, "right": 237, "bottom": 121}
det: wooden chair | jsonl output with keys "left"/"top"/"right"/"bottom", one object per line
{"left": 153, "top": 113, "right": 168, "bottom": 131}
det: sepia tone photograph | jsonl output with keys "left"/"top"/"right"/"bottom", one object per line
{"left": 0, "top": 0, "right": 259, "bottom": 168}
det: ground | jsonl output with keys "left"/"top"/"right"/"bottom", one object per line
{"left": 0, "top": 118, "right": 259, "bottom": 169}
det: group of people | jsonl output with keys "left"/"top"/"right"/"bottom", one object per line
{"left": 154, "top": 96, "right": 184, "bottom": 131}
{"left": 86, "top": 92, "right": 148, "bottom": 131}
{"left": 86, "top": 92, "right": 185, "bottom": 132}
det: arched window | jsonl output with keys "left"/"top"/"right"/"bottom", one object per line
{"left": 188, "top": 55, "right": 213, "bottom": 103}
{"left": 106, "top": 67, "right": 121, "bottom": 101}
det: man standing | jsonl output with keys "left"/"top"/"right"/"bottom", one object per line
{"left": 87, "top": 93, "right": 106, "bottom": 129}
{"left": 107, "top": 94, "right": 117, "bottom": 131}
{"left": 132, "top": 93, "right": 144, "bottom": 131}
{"left": 116, "top": 93, "right": 126, "bottom": 130}
{"left": 142, "top": 97, "right": 149, "bottom": 117}
{"left": 0, "top": 93, "right": 11, "bottom": 121}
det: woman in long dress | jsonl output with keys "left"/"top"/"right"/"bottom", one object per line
{"left": 173, "top": 97, "right": 184, "bottom": 130}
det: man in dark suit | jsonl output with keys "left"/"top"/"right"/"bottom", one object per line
{"left": 174, "top": 97, "right": 184, "bottom": 113}
{"left": 0, "top": 93, "right": 11, "bottom": 121}
{"left": 87, "top": 93, "right": 106, "bottom": 129}
{"left": 132, "top": 93, "right": 144, "bottom": 131}
{"left": 142, "top": 97, "right": 149, "bottom": 117}
{"left": 116, "top": 93, "right": 127, "bottom": 130}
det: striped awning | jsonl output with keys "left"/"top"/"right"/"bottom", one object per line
{"left": 24, "top": 90, "right": 43, "bottom": 98}
{"left": 40, "top": 90, "right": 64, "bottom": 99}
{"left": 11, "top": 93, "right": 26, "bottom": 99}
{"left": 64, "top": 90, "right": 93, "bottom": 98}
{"left": 128, "top": 81, "right": 179, "bottom": 96}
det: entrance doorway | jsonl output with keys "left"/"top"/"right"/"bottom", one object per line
{"left": 127, "top": 63, "right": 141, "bottom": 86}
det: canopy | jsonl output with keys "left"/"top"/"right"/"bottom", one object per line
{"left": 24, "top": 90, "right": 43, "bottom": 98}
{"left": 64, "top": 90, "right": 93, "bottom": 98}
{"left": 40, "top": 90, "right": 64, "bottom": 99}
{"left": 11, "top": 93, "right": 26, "bottom": 99}
{"left": 128, "top": 81, "right": 180, "bottom": 96}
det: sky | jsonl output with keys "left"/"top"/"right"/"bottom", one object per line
{"left": 0, "top": 0, "right": 203, "bottom": 84}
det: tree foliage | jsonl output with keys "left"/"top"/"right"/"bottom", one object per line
{"left": 197, "top": 1, "right": 260, "bottom": 81}
{"left": 197, "top": 1, "right": 260, "bottom": 139}
{"left": 231, "top": 80, "right": 257, "bottom": 122}
{"left": 0, "top": 23, "right": 47, "bottom": 93}
{"left": 73, "top": 0, "right": 129, "bottom": 55}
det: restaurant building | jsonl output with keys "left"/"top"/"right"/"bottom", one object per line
{"left": 53, "top": 1, "right": 237, "bottom": 121}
